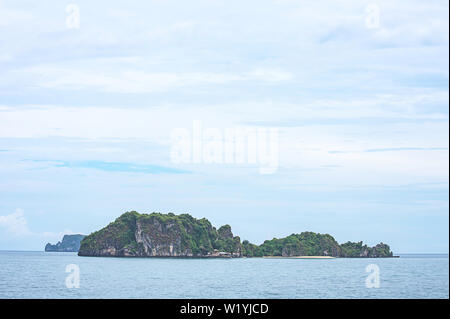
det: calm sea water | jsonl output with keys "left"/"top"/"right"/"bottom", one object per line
{"left": 0, "top": 251, "right": 448, "bottom": 298}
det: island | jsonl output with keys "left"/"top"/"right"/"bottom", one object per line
{"left": 45, "top": 234, "right": 86, "bottom": 252}
{"left": 78, "top": 211, "right": 394, "bottom": 258}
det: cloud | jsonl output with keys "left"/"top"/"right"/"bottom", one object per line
{"left": 364, "top": 147, "right": 449, "bottom": 152}
{"left": 0, "top": 53, "right": 12, "bottom": 62}
{"left": 0, "top": 5, "right": 33, "bottom": 27}
{"left": 0, "top": 88, "right": 447, "bottom": 140}
{"left": 0, "top": 209, "right": 75, "bottom": 243}
{"left": 31, "top": 160, "right": 189, "bottom": 174}
{"left": 329, "top": 147, "right": 449, "bottom": 154}
{"left": 246, "top": 68, "right": 293, "bottom": 82}
{"left": 0, "top": 209, "right": 31, "bottom": 236}
{"left": 6, "top": 65, "right": 293, "bottom": 94}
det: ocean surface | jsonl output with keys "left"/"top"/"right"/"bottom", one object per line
{"left": 0, "top": 251, "right": 448, "bottom": 298}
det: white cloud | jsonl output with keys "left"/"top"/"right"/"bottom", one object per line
{"left": 247, "top": 68, "right": 293, "bottom": 82}
{"left": 4, "top": 65, "right": 293, "bottom": 94}
{"left": 0, "top": 53, "right": 12, "bottom": 62}
{"left": 0, "top": 209, "right": 31, "bottom": 236}
{"left": 0, "top": 91, "right": 448, "bottom": 187}
{"left": 0, "top": 5, "right": 34, "bottom": 27}
{"left": 0, "top": 209, "right": 75, "bottom": 243}
{"left": 0, "top": 89, "right": 446, "bottom": 139}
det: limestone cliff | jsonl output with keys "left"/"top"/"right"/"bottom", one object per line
{"left": 78, "top": 211, "right": 394, "bottom": 258}
{"left": 78, "top": 211, "right": 242, "bottom": 257}
{"left": 45, "top": 234, "right": 85, "bottom": 252}
{"left": 243, "top": 233, "right": 393, "bottom": 258}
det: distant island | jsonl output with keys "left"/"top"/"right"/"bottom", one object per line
{"left": 45, "top": 234, "right": 86, "bottom": 252}
{"left": 77, "top": 211, "right": 394, "bottom": 258}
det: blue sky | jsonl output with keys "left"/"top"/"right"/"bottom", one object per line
{"left": 0, "top": 0, "right": 448, "bottom": 252}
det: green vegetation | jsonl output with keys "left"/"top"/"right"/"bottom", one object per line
{"left": 256, "top": 232, "right": 341, "bottom": 257}
{"left": 78, "top": 211, "right": 394, "bottom": 258}
{"left": 340, "top": 241, "right": 393, "bottom": 257}
{"left": 79, "top": 211, "right": 242, "bottom": 257}
{"left": 214, "top": 225, "right": 241, "bottom": 253}
{"left": 242, "top": 240, "right": 263, "bottom": 257}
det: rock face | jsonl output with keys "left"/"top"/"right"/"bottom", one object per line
{"left": 45, "top": 234, "right": 85, "bottom": 252}
{"left": 252, "top": 232, "right": 343, "bottom": 257}
{"left": 243, "top": 233, "right": 393, "bottom": 258}
{"left": 340, "top": 241, "right": 394, "bottom": 258}
{"left": 78, "top": 211, "right": 242, "bottom": 257}
{"left": 78, "top": 211, "right": 394, "bottom": 258}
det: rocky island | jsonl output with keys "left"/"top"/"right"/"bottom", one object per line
{"left": 78, "top": 211, "right": 394, "bottom": 258}
{"left": 45, "top": 234, "right": 86, "bottom": 252}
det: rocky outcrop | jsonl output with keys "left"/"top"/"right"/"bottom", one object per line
{"left": 78, "top": 211, "right": 394, "bottom": 258}
{"left": 78, "top": 211, "right": 242, "bottom": 257}
{"left": 340, "top": 241, "right": 393, "bottom": 258}
{"left": 245, "top": 233, "right": 393, "bottom": 258}
{"left": 247, "top": 232, "right": 343, "bottom": 257}
{"left": 45, "top": 234, "right": 85, "bottom": 252}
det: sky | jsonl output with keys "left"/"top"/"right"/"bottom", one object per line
{"left": 0, "top": 0, "right": 448, "bottom": 253}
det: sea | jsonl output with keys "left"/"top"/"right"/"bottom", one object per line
{"left": 0, "top": 251, "right": 448, "bottom": 298}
